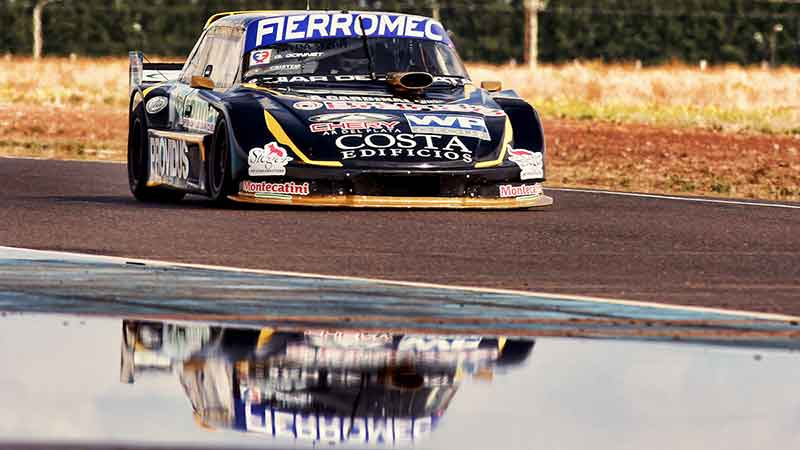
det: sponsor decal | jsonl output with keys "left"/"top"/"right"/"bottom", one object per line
{"left": 262, "top": 75, "right": 371, "bottom": 84}
{"left": 405, "top": 113, "right": 490, "bottom": 140}
{"left": 309, "top": 113, "right": 400, "bottom": 134}
{"left": 508, "top": 149, "right": 544, "bottom": 180}
{"left": 249, "top": 49, "right": 272, "bottom": 66}
{"left": 257, "top": 75, "right": 465, "bottom": 86}
{"left": 305, "top": 330, "right": 393, "bottom": 349}
{"left": 248, "top": 142, "right": 293, "bottom": 177}
{"left": 310, "top": 113, "right": 398, "bottom": 122}
{"left": 289, "top": 92, "right": 444, "bottom": 105}
{"left": 145, "top": 96, "right": 168, "bottom": 114}
{"left": 169, "top": 85, "right": 191, "bottom": 124}
{"left": 148, "top": 136, "right": 190, "bottom": 181}
{"left": 397, "top": 336, "right": 483, "bottom": 352}
{"left": 310, "top": 121, "right": 399, "bottom": 134}
{"left": 177, "top": 91, "right": 218, "bottom": 133}
{"left": 335, "top": 133, "right": 473, "bottom": 163}
{"left": 498, "top": 183, "right": 543, "bottom": 199}
{"left": 262, "top": 63, "right": 302, "bottom": 73}
{"left": 431, "top": 76, "right": 467, "bottom": 87}
{"left": 241, "top": 181, "right": 309, "bottom": 200}
{"left": 243, "top": 395, "right": 437, "bottom": 443}
{"left": 294, "top": 100, "right": 504, "bottom": 117}
{"left": 314, "top": 95, "right": 441, "bottom": 104}
{"left": 285, "top": 341, "right": 497, "bottom": 370}
{"left": 245, "top": 13, "right": 449, "bottom": 51}
{"left": 293, "top": 101, "right": 324, "bottom": 111}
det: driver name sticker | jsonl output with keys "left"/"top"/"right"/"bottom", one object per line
{"left": 275, "top": 51, "right": 324, "bottom": 60}
{"left": 248, "top": 142, "right": 293, "bottom": 177}
{"left": 508, "top": 149, "right": 544, "bottom": 180}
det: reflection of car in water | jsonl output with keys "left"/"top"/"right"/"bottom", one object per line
{"left": 121, "top": 321, "right": 534, "bottom": 445}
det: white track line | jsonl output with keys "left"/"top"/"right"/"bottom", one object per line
{"left": 547, "top": 187, "right": 800, "bottom": 209}
{"left": 2, "top": 245, "right": 798, "bottom": 323}
{"left": 0, "top": 155, "right": 123, "bottom": 164}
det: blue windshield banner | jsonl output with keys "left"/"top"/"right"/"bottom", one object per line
{"left": 234, "top": 394, "right": 439, "bottom": 443}
{"left": 244, "top": 13, "right": 451, "bottom": 52}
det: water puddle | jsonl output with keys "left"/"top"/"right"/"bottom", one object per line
{"left": 0, "top": 314, "right": 797, "bottom": 450}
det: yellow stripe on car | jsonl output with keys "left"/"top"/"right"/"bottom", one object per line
{"left": 256, "top": 328, "right": 274, "bottom": 350}
{"left": 142, "top": 83, "right": 165, "bottom": 97}
{"left": 241, "top": 83, "right": 281, "bottom": 96}
{"left": 474, "top": 116, "right": 512, "bottom": 168}
{"left": 263, "top": 111, "right": 343, "bottom": 167}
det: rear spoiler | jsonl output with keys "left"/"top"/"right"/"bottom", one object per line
{"left": 129, "top": 51, "right": 183, "bottom": 91}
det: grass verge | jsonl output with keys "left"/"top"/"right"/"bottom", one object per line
{"left": 1, "top": 57, "right": 799, "bottom": 201}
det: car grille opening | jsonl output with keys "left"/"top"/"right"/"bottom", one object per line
{"left": 352, "top": 174, "right": 465, "bottom": 197}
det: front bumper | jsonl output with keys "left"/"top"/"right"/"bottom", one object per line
{"left": 230, "top": 166, "right": 552, "bottom": 209}
{"left": 229, "top": 192, "right": 553, "bottom": 209}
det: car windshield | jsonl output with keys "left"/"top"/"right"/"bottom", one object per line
{"left": 243, "top": 37, "right": 469, "bottom": 82}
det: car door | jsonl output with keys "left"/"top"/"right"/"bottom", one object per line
{"left": 146, "top": 27, "right": 244, "bottom": 194}
{"left": 148, "top": 27, "right": 241, "bottom": 193}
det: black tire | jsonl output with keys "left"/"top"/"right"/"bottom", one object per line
{"left": 207, "top": 117, "right": 237, "bottom": 204}
{"left": 127, "top": 102, "right": 185, "bottom": 203}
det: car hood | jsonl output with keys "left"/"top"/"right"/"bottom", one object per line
{"left": 253, "top": 84, "right": 509, "bottom": 169}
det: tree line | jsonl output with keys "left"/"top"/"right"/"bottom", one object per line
{"left": 2, "top": 0, "right": 800, "bottom": 65}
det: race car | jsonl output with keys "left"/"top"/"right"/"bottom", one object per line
{"left": 127, "top": 10, "right": 552, "bottom": 209}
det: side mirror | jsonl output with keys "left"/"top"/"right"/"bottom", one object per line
{"left": 481, "top": 80, "right": 502, "bottom": 92}
{"left": 190, "top": 76, "right": 215, "bottom": 90}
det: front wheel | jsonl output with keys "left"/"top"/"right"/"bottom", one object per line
{"left": 207, "top": 117, "right": 236, "bottom": 204}
{"left": 127, "top": 103, "right": 185, "bottom": 203}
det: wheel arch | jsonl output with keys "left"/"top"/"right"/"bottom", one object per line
{"left": 129, "top": 89, "right": 145, "bottom": 126}
{"left": 209, "top": 102, "right": 244, "bottom": 181}
{"left": 216, "top": 94, "right": 271, "bottom": 182}
{"left": 494, "top": 96, "right": 546, "bottom": 153}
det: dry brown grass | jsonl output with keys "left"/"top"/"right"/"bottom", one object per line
{"left": 470, "top": 61, "right": 800, "bottom": 134}
{"left": 544, "top": 119, "right": 800, "bottom": 201}
{"left": 0, "top": 56, "right": 129, "bottom": 109}
{"left": 5, "top": 57, "right": 800, "bottom": 131}
{"left": 1, "top": 56, "right": 799, "bottom": 201}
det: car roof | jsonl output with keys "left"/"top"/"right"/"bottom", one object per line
{"left": 205, "top": 10, "right": 437, "bottom": 30}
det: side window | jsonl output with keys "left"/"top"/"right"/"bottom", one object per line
{"left": 180, "top": 31, "right": 214, "bottom": 84}
{"left": 205, "top": 27, "right": 244, "bottom": 90}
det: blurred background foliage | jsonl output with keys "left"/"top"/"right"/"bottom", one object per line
{"left": 2, "top": 0, "right": 800, "bottom": 64}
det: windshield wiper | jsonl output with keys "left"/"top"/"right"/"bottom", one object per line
{"left": 357, "top": 16, "right": 377, "bottom": 81}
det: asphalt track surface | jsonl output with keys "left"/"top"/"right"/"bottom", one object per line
{"left": 1, "top": 157, "right": 798, "bottom": 315}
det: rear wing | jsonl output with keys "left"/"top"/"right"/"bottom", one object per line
{"left": 129, "top": 51, "right": 183, "bottom": 91}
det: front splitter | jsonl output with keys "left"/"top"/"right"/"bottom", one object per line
{"left": 228, "top": 193, "right": 554, "bottom": 209}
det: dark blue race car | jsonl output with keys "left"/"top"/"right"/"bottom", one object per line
{"left": 128, "top": 10, "right": 552, "bottom": 209}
